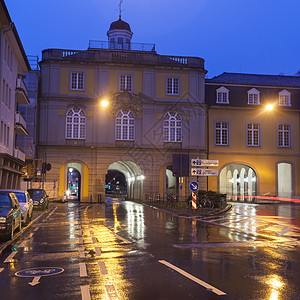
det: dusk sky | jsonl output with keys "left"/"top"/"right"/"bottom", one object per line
{"left": 5, "top": 0, "right": 300, "bottom": 78}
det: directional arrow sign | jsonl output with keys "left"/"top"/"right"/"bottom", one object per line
{"left": 189, "top": 181, "right": 199, "bottom": 191}
{"left": 191, "top": 159, "right": 219, "bottom": 167}
{"left": 15, "top": 267, "right": 64, "bottom": 286}
{"left": 191, "top": 168, "right": 219, "bottom": 176}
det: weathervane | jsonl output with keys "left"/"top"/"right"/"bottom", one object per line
{"left": 118, "top": 0, "right": 123, "bottom": 18}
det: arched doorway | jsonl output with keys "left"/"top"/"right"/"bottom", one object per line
{"left": 219, "top": 163, "right": 257, "bottom": 202}
{"left": 106, "top": 161, "right": 144, "bottom": 200}
{"left": 166, "top": 165, "right": 177, "bottom": 195}
{"left": 67, "top": 163, "right": 81, "bottom": 201}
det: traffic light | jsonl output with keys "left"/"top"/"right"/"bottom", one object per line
{"left": 42, "top": 162, "right": 52, "bottom": 174}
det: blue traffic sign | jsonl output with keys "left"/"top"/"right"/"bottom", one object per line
{"left": 15, "top": 267, "right": 64, "bottom": 278}
{"left": 189, "top": 181, "right": 199, "bottom": 191}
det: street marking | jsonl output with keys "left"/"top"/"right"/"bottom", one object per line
{"left": 277, "top": 227, "right": 292, "bottom": 236}
{"left": 256, "top": 224, "right": 275, "bottom": 232}
{"left": 28, "top": 233, "right": 34, "bottom": 239}
{"left": 110, "top": 231, "right": 132, "bottom": 244}
{"left": 98, "top": 261, "right": 108, "bottom": 275}
{"left": 34, "top": 227, "right": 40, "bottom": 232}
{"left": 0, "top": 268, "right": 4, "bottom": 273}
{"left": 81, "top": 285, "right": 91, "bottom": 300}
{"left": 4, "top": 251, "right": 18, "bottom": 263}
{"left": 95, "top": 247, "right": 101, "bottom": 257}
{"left": 92, "top": 237, "right": 98, "bottom": 244}
{"left": 105, "top": 284, "right": 118, "bottom": 299}
{"left": 19, "top": 240, "right": 28, "bottom": 248}
{"left": 159, "top": 260, "right": 226, "bottom": 296}
{"left": 79, "top": 263, "right": 88, "bottom": 277}
{"left": 79, "top": 247, "right": 85, "bottom": 258}
{"left": 29, "top": 276, "right": 41, "bottom": 286}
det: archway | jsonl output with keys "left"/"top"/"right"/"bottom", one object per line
{"left": 220, "top": 163, "right": 257, "bottom": 202}
{"left": 67, "top": 163, "right": 82, "bottom": 201}
{"left": 277, "top": 162, "right": 292, "bottom": 198}
{"left": 107, "top": 161, "right": 144, "bottom": 200}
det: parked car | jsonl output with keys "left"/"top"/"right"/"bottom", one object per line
{"left": 27, "top": 189, "right": 49, "bottom": 210}
{"left": 0, "top": 190, "right": 33, "bottom": 225}
{"left": 0, "top": 191, "right": 22, "bottom": 240}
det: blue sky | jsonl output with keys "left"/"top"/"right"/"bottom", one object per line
{"left": 5, "top": 0, "right": 300, "bottom": 77}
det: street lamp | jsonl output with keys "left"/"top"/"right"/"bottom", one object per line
{"left": 265, "top": 104, "right": 274, "bottom": 111}
{"left": 101, "top": 99, "right": 109, "bottom": 108}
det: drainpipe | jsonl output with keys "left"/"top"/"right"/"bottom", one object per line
{"left": 206, "top": 104, "right": 210, "bottom": 192}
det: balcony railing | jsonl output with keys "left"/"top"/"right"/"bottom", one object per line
{"left": 15, "top": 112, "right": 28, "bottom": 135}
{"left": 42, "top": 48, "right": 205, "bottom": 69}
{"left": 14, "top": 147, "right": 25, "bottom": 162}
{"left": 16, "top": 75, "right": 29, "bottom": 104}
{"left": 89, "top": 40, "right": 156, "bottom": 52}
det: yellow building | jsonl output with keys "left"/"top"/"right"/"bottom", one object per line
{"left": 206, "top": 73, "right": 300, "bottom": 200}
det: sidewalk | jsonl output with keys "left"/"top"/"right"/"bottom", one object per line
{"left": 145, "top": 202, "right": 233, "bottom": 218}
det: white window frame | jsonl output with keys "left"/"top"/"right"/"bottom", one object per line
{"left": 247, "top": 88, "right": 260, "bottom": 105}
{"left": 65, "top": 107, "right": 86, "bottom": 139}
{"left": 279, "top": 90, "right": 291, "bottom": 106}
{"left": 215, "top": 121, "right": 229, "bottom": 146}
{"left": 277, "top": 123, "right": 291, "bottom": 148}
{"left": 119, "top": 74, "right": 133, "bottom": 92}
{"left": 163, "top": 112, "right": 182, "bottom": 142}
{"left": 216, "top": 86, "right": 229, "bottom": 104}
{"left": 70, "top": 71, "right": 85, "bottom": 91}
{"left": 246, "top": 122, "right": 261, "bottom": 147}
{"left": 166, "top": 76, "right": 180, "bottom": 96}
{"left": 115, "top": 110, "right": 135, "bottom": 141}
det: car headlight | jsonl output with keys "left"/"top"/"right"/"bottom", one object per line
{"left": 0, "top": 217, "right": 6, "bottom": 223}
{"left": 40, "top": 199, "right": 44, "bottom": 203}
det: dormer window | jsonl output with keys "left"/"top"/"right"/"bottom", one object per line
{"left": 216, "top": 87, "right": 229, "bottom": 104}
{"left": 279, "top": 90, "right": 291, "bottom": 106}
{"left": 248, "top": 88, "right": 260, "bottom": 105}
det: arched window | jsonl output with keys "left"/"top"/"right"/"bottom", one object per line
{"left": 115, "top": 110, "right": 135, "bottom": 140}
{"left": 66, "top": 107, "right": 86, "bottom": 139}
{"left": 163, "top": 112, "right": 182, "bottom": 142}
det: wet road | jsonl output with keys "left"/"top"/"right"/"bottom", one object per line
{"left": 0, "top": 200, "right": 300, "bottom": 299}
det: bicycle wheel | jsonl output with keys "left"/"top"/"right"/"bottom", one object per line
{"left": 202, "top": 200, "right": 213, "bottom": 209}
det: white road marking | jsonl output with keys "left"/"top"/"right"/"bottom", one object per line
{"left": 33, "top": 227, "right": 39, "bottom": 232}
{"left": 28, "top": 233, "right": 34, "bottom": 239}
{"left": 28, "top": 276, "right": 40, "bottom": 286}
{"left": 19, "top": 240, "right": 28, "bottom": 248}
{"left": 105, "top": 284, "right": 118, "bottom": 299}
{"left": 4, "top": 251, "right": 18, "bottom": 263}
{"left": 98, "top": 261, "right": 108, "bottom": 275}
{"left": 110, "top": 231, "right": 132, "bottom": 244}
{"left": 0, "top": 268, "right": 4, "bottom": 273}
{"left": 277, "top": 227, "right": 292, "bottom": 236}
{"left": 79, "top": 247, "right": 85, "bottom": 258}
{"left": 95, "top": 247, "right": 101, "bottom": 257}
{"left": 81, "top": 285, "right": 91, "bottom": 300}
{"left": 159, "top": 260, "right": 226, "bottom": 296}
{"left": 79, "top": 263, "right": 88, "bottom": 277}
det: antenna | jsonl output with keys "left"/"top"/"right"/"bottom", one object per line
{"left": 118, "top": 0, "right": 123, "bottom": 18}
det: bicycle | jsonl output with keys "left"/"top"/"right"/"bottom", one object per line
{"left": 186, "top": 193, "right": 214, "bottom": 209}
{"left": 166, "top": 194, "right": 177, "bottom": 208}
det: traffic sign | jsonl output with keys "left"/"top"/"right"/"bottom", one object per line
{"left": 191, "top": 159, "right": 219, "bottom": 167}
{"left": 191, "top": 168, "right": 219, "bottom": 176}
{"left": 189, "top": 181, "right": 199, "bottom": 191}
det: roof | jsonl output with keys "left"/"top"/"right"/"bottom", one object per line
{"left": 108, "top": 16, "right": 132, "bottom": 32}
{"left": 206, "top": 72, "right": 300, "bottom": 88}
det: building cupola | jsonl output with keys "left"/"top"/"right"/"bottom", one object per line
{"left": 107, "top": 3, "right": 133, "bottom": 50}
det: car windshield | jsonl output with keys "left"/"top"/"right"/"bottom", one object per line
{"left": 28, "top": 190, "right": 44, "bottom": 197}
{"left": 14, "top": 192, "right": 26, "bottom": 203}
{"left": 0, "top": 194, "right": 12, "bottom": 208}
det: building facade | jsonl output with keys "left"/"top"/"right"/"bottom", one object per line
{"left": 206, "top": 73, "right": 300, "bottom": 200}
{"left": 0, "top": 0, "right": 30, "bottom": 189}
{"left": 38, "top": 16, "right": 207, "bottom": 202}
